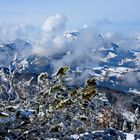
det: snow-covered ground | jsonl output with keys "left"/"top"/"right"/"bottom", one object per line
{"left": 70, "top": 130, "right": 137, "bottom": 140}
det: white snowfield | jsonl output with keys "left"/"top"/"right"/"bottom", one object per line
{"left": 129, "top": 88, "right": 140, "bottom": 95}
{"left": 71, "top": 131, "right": 136, "bottom": 140}
{"left": 126, "top": 133, "right": 135, "bottom": 140}
{"left": 102, "top": 52, "right": 117, "bottom": 62}
{"left": 0, "top": 44, "right": 4, "bottom": 48}
{"left": 91, "top": 66, "right": 133, "bottom": 82}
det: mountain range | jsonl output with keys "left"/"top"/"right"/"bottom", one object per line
{"left": 0, "top": 32, "right": 140, "bottom": 93}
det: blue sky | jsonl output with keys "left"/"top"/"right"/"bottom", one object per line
{"left": 0, "top": 0, "right": 140, "bottom": 33}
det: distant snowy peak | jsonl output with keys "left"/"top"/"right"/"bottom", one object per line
{"left": 0, "top": 39, "right": 32, "bottom": 67}
{"left": 110, "top": 43, "right": 119, "bottom": 51}
{"left": 103, "top": 52, "right": 117, "bottom": 62}
{"left": 64, "top": 31, "right": 80, "bottom": 40}
{"left": 13, "top": 38, "right": 32, "bottom": 56}
{"left": 64, "top": 32, "right": 105, "bottom": 41}
{"left": 0, "top": 39, "right": 32, "bottom": 53}
{"left": 0, "top": 43, "right": 17, "bottom": 67}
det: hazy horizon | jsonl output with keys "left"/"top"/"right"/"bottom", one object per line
{"left": 0, "top": 0, "right": 140, "bottom": 34}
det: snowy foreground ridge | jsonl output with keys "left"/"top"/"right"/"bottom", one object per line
{"left": 0, "top": 66, "right": 140, "bottom": 139}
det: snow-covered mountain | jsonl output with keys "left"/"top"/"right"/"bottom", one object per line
{"left": 64, "top": 31, "right": 79, "bottom": 40}
{"left": 1, "top": 32, "right": 140, "bottom": 93}
{"left": 0, "top": 39, "right": 32, "bottom": 67}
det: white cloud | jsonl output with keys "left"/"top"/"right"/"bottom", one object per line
{"left": 31, "top": 14, "right": 68, "bottom": 56}
{"left": 0, "top": 23, "right": 41, "bottom": 43}
{"left": 42, "top": 14, "right": 67, "bottom": 33}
